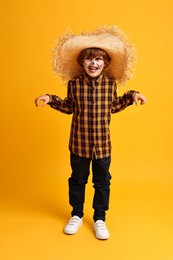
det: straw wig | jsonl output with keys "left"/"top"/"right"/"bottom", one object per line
{"left": 52, "top": 25, "right": 137, "bottom": 84}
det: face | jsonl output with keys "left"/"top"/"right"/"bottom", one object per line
{"left": 83, "top": 56, "right": 105, "bottom": 78}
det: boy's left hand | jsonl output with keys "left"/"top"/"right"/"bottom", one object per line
{"left": 134, "top": 93, "right": 147, "bottom": 105}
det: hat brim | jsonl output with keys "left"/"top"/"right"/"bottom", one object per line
{"left": 52, "top": 26, "right": 136, "bottom": 84}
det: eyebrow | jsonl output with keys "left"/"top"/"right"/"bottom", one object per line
{"left": 85, "top": 56, "right": 103, "bottom": 59}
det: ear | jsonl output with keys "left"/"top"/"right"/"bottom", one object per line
{"left": 103, "top": 62, "right": 108, "bottom": 68}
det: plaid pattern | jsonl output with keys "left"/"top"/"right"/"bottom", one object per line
{"left": 48, "top": 74, "right": 137, "bottom": 159}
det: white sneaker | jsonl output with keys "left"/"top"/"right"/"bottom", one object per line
{"left": 93, "top": 220, "right": 110, "bottom": 240}
{"left": 64, "top": 216, "right": 83, "bottom": 235}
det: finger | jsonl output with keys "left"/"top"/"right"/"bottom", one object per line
{"left": 35, "top": 97, "right": 43, "bottom": 107}
{"left": 42, "top": 101, "right": 47, "bottom": 107}
{"left": 134, "top": 97, "right": 138, "bottom": 105}
{"left": 143, "top": 98, "right": 147, "bottom": 104}
{"left": 141, "top": 98, "right": 147, "bottom": 105}
{"left": 35, "top": 98, "right": 40, "bottom": 107}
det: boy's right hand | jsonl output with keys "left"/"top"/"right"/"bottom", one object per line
{"left": 35, "top": 95, "right": 50, "bottom": 107}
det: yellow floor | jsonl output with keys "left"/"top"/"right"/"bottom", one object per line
{"left": 1, "top": 164, "right": 172, "bottom": 260}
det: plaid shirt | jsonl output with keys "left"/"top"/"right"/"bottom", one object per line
{"left": 48, "top": 74, "right": 137, "bottom": 159}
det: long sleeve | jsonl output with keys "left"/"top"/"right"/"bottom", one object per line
{"left": 111, "top": 90, "right": 138, "bottom": 114}
{"left": 47, "top": 82, "right": 74, "bottom": 114}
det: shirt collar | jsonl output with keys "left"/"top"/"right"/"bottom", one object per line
{"left": 83, "top": 73, "right": 104, "bottom": 84}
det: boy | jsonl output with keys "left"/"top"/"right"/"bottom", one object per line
{"left": 35, "top": 26, "right": 146, "bottom": 240}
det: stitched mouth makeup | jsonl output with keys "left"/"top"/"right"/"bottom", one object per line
{"left": 83, "top": 57, "right": 105, "bottom": 78}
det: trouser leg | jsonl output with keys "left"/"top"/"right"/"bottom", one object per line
{"left": 92, "top": 156, "right": 111, "bottom": 222}
{"left": 68, "top": 153, "right": 91, "bottom": 218}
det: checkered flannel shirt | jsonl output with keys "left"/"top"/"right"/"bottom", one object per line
{"left": 48, "top": 74, "right": 138, "bottom": 159}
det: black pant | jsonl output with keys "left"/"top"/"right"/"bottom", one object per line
{"left": 68, "top": 152, "right": 111, "bottom": 222}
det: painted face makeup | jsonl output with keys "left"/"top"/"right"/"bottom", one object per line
{"left": 83, "top": 56, "right": 105, "bottom": 78}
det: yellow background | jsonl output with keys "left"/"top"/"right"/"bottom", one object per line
{"left": 1, "top": 0, "right": 173, "bottom": 259}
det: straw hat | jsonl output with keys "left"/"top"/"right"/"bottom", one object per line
{"left": 52, "top": 25, "right": 136, "bottom": 84}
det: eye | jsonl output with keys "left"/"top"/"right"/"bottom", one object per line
{"left": 84, "top": 57, "right": 92, "bottom": 61}
{"left": 96, "top": 57, "right": 103, "bottom": 61}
